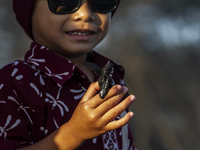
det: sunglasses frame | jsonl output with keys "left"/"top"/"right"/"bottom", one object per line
{"left": 47, "top": 0, "right": 120, "bottom": 14}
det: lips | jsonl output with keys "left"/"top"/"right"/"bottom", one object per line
{"left": 66, "top": 29, "right": 95, "bottom": 41}
{"left": 67, "top": 30, "right": 95, "bottom": 36}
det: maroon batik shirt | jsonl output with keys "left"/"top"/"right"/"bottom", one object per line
{"left": 0, "top": 42, "right": 135, "bottom": 150}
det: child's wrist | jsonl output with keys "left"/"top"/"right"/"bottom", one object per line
{"left": 54, "top": 123, "right": 84, "bottom": 150}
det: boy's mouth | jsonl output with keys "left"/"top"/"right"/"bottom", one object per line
{"left": 66, "top": 29, "right": 96, "bottom": 41}
{"left": 67, "top": 30, "right": 95, "bottom": 36}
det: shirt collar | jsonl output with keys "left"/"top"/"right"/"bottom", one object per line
{"left": 24, "top": 42, "right": 125, "bottom": 86}
{"left": 25, "top": 42, "right": 76, "bottom": 87}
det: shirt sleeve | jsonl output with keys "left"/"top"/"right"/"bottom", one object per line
{"left": 0, "top": 63, "right": 35, "bottom": 149}
{"left": 0, "top": 83, "right": 34, "bottom": 149}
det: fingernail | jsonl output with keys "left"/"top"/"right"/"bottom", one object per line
{"left": 117, "top": 85, "right": 122, "bottom": 90}
{"left": 123, "top": 86, "right": 128, "bottom": 93}
{"left": 130, "top": 95, "right": 135, "bottom": 102}
{"left": 130, "top": 112, "right": 134, "bottom": 117}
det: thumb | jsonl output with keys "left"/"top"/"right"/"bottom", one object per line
{"left": 80, "top": 81, "right": 100, "bottom": 103}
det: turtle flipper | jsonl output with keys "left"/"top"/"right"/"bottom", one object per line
{"left": 83, "top": 62, "right": 102, "bottom": 75}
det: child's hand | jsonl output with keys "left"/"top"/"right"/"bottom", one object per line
{"left": 18, "top": 82, "right": 135, "bottom": 150}
{"left": 63, "top": 81, "right": 135, "bottom": 146}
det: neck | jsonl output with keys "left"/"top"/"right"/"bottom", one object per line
{"left": 66, "top": 53, "right": 94, "bottom": 82}
{"left": 66, "top": 54, "right": 88, "bottom": 68}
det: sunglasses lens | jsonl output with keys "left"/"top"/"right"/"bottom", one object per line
{"left": 48, "top": 0, "right": 120, "bottom": 14}
{"left": 48, "top": 0, "right": 80, "bottom": 14}
{"left": 89, "top": 0, "right": 119, "bottom": 13}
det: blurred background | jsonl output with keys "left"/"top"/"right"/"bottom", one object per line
{"left": 1, "top": 0, "right": 200, "bottom": 149}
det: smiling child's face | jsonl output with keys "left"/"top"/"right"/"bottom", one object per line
{"left": 32, "top": 0, "right": 111, "bottom": 59}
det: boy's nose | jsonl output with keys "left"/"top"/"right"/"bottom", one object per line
{"left": 72, "top": 1, "right": 95, "bottom": 22}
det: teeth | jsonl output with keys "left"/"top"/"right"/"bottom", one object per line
{"left": 68, "top": 31, "right": 92, "bottom": 35}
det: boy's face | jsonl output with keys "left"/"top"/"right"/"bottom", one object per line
{"left": 32, "top": 0, "right": 111, "bottom": 59}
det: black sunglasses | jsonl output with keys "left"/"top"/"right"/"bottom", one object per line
{"left": 47, "top": 0, "right": 120, "bottom": 14}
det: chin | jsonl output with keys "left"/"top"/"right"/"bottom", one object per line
{"left": 56, "top": 49, "right": 90, "bottom": 59}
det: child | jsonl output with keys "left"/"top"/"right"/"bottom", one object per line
{"left": 0, "top": 0, "right": 136, "bottom": 149}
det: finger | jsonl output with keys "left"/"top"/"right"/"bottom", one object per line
{"left": 95, "top": 86, "right": 128, "bottom": 115}
{"left": 102, "top": 95, "right": 135, "bottom": 123}
{"left": 105, "top": 112, "right": 134, "bottom": 131}
{"left": 81, "top": 82, "right": 100, "bottom": 103}
{"left": 89, "top": 85, "right": 124, "bottom": 108}
{"left": 103, "top": 85, "right": 124, "bottom": 101}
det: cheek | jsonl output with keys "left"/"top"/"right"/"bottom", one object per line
{"left": 32, "top": 2, "right": 63, "bottom": 41}
{"left": 32, "top": 13, "right": 62, "bottom": 43}
{"left": 105, "top": 18, "right": 111, "bottom": 32}
{"left": 32, "top": 17, "right": 49, "bottom": 42}
{"left": 101, "top": 16, "right": 111, "bottom": 37}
